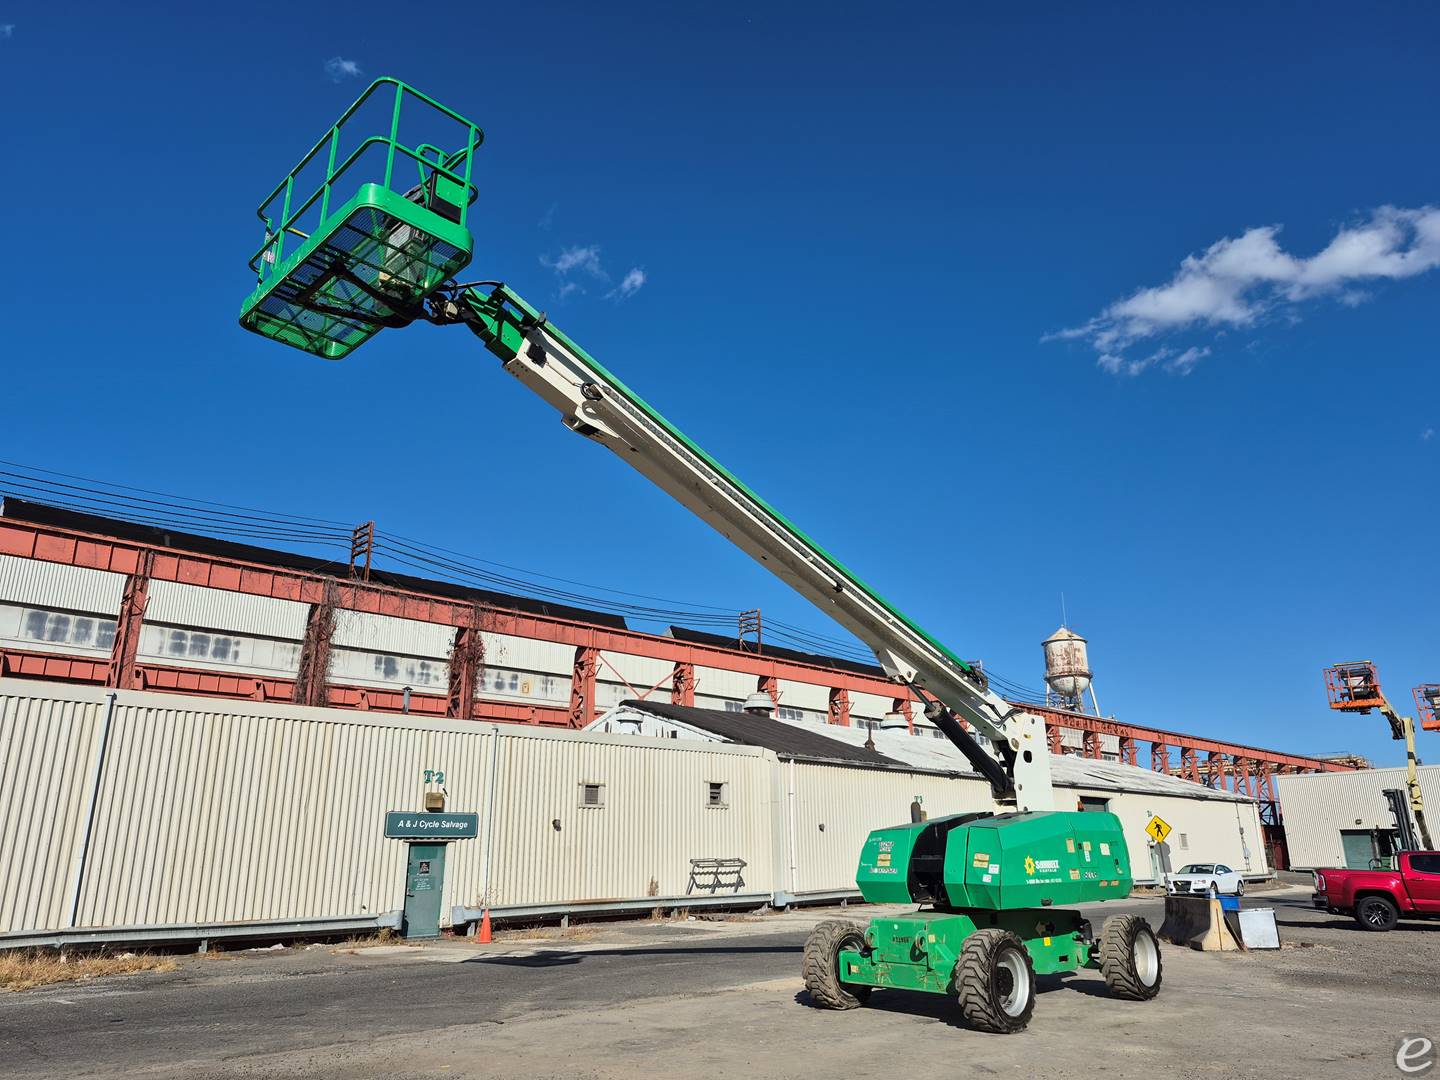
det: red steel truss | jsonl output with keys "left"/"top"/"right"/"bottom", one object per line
{"left": 0, "top": 515, "right": 1353, "bottom": 824}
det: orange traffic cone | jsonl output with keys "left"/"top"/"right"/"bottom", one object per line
{"left": 474, "top": 909, "right": 492, "bottom": 944}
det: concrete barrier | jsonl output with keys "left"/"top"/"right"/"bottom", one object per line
{"left": 1158, "top": 895, "right": 1242, "bottom": 951}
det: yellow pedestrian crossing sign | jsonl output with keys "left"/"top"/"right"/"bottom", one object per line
{"left": 1145, "top": 816, "right": 1172, "bottom": 844}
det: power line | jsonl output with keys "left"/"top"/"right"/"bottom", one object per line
{"left": 0, "top": 461, "right": 1053, "bottom": 699}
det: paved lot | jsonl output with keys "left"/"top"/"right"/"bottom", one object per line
{"left": 1, "top": 887, "right": 1435, "bottom": 1079}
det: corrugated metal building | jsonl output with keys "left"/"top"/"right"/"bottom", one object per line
{"left": 1276, "top": 766, "right": 1440, "bottom": 868}
{"left": 590, "top": 699, "right": 1268, "bottom": 894}
{"left": 2, "top": 678, "right": 1266, "bottom": 947}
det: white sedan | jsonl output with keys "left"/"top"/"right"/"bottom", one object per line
{"left": 1165, "top": 863, "right": 1245, "bottom": 897}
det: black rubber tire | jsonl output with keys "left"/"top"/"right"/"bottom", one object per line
{"left": 954, "top": 928, "right": 1036, "bottom": 1034}
{"left": 1355, "top": 895, "right": 1399, "bottom": 932}
{"left": 1100, "top": 914, "right": 1163, "bottom": 1001}
{"left": 802, "top": 920, "right": 872, "bottom": 1009}
{"left": 1236, "top": 879, "right": 1246, "bottom": 897}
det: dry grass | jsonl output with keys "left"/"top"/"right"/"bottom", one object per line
{"left": 492, "top": 924, "right": 602, "bottom": 943}
{"left": 332, "top": 929, "right": 399, "bottom": 954}
{"left": 0, "top": 950, "right": 176, "bottom": 992}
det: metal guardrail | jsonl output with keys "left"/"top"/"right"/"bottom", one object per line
{"left": 0, "top": 912, "right": 401, "bottom": 952}
{"left": 451, "top": 893, "right": 773, "bottom": 929}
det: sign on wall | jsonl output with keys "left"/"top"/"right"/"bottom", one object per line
{"left": 384, "top": 812, "right": 479, "bottom": 840}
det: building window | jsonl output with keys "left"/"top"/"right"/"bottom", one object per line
{"left": 1179, "top": 833, "right": 1190, "bottom": 850}
{"left": 1077, "top": 796, "right": 1110, "bottom": 813}
{"left": 19, "top": 608, "right": 117, "bottom": 651}
{"left": 723, "top": 700, "right": 743, "bottom": 712}
{"left": 579, "top": 782, "right": 605, "bottom": 808}
{"left": 706, "top": 781, "right": 729, "bottom": 808}
{"left": 776, "top": 706, "right": 805, "bottom": 722}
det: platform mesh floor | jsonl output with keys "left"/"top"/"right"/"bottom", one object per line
{"left": 244, "top": 206, "right": 467, "bottom": 358}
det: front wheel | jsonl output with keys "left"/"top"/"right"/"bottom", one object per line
{"left": 1099, "top": 914, "right": 1163, "bottom": 1001}
{"left": 1236, "top": 879, "right": 1246, "bottom": 897}
{"left": 1355, "top": 896, "right": 1399, "bottom": 932}
{"left": 802, "top": 920, "right": 872, "bottom": 1009}
{"left": 954, "top": 928, "right": 1036, "bottom": 1034}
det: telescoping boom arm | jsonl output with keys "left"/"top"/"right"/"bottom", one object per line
{"left": 434, "top": 284, "right": 1054, "bottom": 810}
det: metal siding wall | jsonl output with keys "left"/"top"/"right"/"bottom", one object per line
{"left": 146, "top": 580, "right": 308, "bottom": 640}
{"left": 1277, "top": 766, "right": 1440, "bottom": 868}
{"left": 850, "top": 691, "right": 893, "bottom": 719}
{"left": 0, "top": 692, "right": 105, "bottom": 932}
{"left": 482, "top": 732, "right": 772, "bottom": 909}
{"left": 777, "top": 679, "right": 830, "bottom": 712}
{"left": 1, "top": 680, "right": 1273, "bottom": 939}
{"left": 0, "top": 553, "right": 126, "bottom": 615}
{"left": 1095, "top": 789, "right": 1268, "bottom": 882}
{"left": 0, "top": 681, "right": 774, "bottom": 935}
{"left": 480, "top": 633, "right": 573, "bottom": 675}
{"left": 788, "top": 764, "right": 992, "bottom": 894}
{"left": 599, "top": 651, "right": 673, "bottom": 688}
{"left": 331, "top": 610, "right": 456, "bottom": 658}
{"left": 695, "top": 666, "right": 756, "bottom": 700}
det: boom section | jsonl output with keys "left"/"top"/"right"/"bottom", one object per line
{"left": 452, "top": 284, "right": 1053, "bottom": 810}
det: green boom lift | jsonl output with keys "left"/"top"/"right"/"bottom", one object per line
{"left": 239, "top": 79, "right": 1162, "bottom": 1034}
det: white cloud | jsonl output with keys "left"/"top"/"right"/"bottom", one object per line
{"left": 544, "top": 245, "right": 604, "bottom": 277}
{"left": 538, "top": 203, "right": 557, "bottom": 230}
{"left": 0, "top": 24, "right": 15, "bottom": 39}
{"left": 1424, "top": 428, "right": 1436, "bottom": 442}
{"left": 324, "top": 56, "right": 362, "bottom": 82}
{"left": 541, "top": 246, "right": 647, "bottom": 303}
{"left": 1053, "top": 205, "right": 1440, "bottom": 375}
{"left": 607, "top": 268, "right": 646, "bottom": 300}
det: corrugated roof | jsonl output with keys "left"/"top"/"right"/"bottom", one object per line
{"left": 616, "top": 700, "right": 1252, "bottom": 802}
{"left": 616, "top": 700, "right": 907, "bottom": 767}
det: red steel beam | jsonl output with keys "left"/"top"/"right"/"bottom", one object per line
{"left": 0, "top": 517, "right": 1355, "bottom": 774}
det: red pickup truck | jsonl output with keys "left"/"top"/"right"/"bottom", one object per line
{"left": 1312, "top": 850, "right": 1440, "bottom": 930}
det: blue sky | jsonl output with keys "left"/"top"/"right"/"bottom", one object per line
{"left": 1, "top": 3, "right": 1436, "bottom": 766}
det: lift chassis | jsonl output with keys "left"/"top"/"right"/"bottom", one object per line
{"left": 236, "top": 77, "right": 1161, "bottom": 1036}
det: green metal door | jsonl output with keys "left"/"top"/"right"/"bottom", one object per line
{"left": 403, "top": 843, "right": 446, "bottom": 939}
{"left": 1340, "top": 830, "right": 1374, "bottom": 869}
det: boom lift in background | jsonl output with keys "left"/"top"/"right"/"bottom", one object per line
{"left": 1324, "top": 661, "right": 1433, "bottom": 849}
{"left": 238, "top": 78, "right": 1162, "bottom": 1033}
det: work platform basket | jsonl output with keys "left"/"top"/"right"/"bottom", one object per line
{"left": 239, "top": 79, "right": 482, "bottom": 359}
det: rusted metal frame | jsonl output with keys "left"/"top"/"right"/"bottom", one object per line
{"left": 106, "top": 551, "right": 153, "bottom": 690}
{"left": 0, "top": 518, "right": 1360, "bottom": 772}
{"left": 568, "top": 645, "right": 599, "bottom": 727}
{"left": 1082, "top": 730, "right": 1103, "bottom": 759}
{"left": 1027, "top": 703, "right": 1350, "bottom": 773}
{"left": 828, "top": 687, "right": 851, "bottom": 727}
{"left": 1118, "top": 734, "right": 1138, "bottom": 767}
{"left": 671, "top": 661, "right": 695, "bottom": 707}
{"left": 1151, "top": 742, "right": 1169, "bottom": 774}
{"left": 292, "top": 580, "right": 338, "bottom": 708}
{"left": 1179, "top": 746, "right": 1201, "bottom": 783}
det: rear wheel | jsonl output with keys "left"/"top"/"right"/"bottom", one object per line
{"left": 802, "top": 920, "right": 872, "bottom": 1009}
{"left": 1355, "top": 895, "right": 1399, "bottom": 932}
{"left": 954, "top": 928, "right": 1036, "bottom": 1034}
{"left": 1236, "top": 879, "right": 1246, "bottom": 897}
{"left": 1100, "top": 914, "right": 1163, "bottom": 1001}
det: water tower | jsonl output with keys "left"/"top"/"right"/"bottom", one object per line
{"left": 1043, "top": 626, "right": 1094, "bottom": 713}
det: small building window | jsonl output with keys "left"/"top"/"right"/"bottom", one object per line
{"left": 706, "top": 782, "right": 729, "bottom": 808}
{"left": 723, "top": 700, "right": 743, "bottom": 712}
{"left": 1077, "top": 796, "right": 1110, "bottom": 813}
{"left": 579, "top": 782, "right": 605, "bottom": 808}
{"left": 1179, "top": 833, "right": 1189, "bottom": 850}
